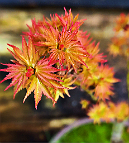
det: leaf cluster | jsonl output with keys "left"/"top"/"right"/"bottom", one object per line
{"left": 0, "top": 8, "right": 119, "bottom": 110}
{"left": 108, "top": 13, "right": 129, "bottom": 57}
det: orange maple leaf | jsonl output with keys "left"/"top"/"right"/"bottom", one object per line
{"left": 0, "top": 36, "right": 65, "bottom": 109}
{"left": 35, "top": 22, "right": 88, "bottom": 72}
{"left": 88, "top": 101, "right": 129, "bottom": 123}
{"left": 23, "top": 8, "right": 88, "bottom": 72}
{"left": 76, "top": 64, "right": 120, "bottom": 101}
{"left": 114, "top": 13, "right": 129, "bottom": 32}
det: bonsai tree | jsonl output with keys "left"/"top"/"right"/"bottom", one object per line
{"left": 0, "top": 8, "right": 128, "bottom": 142}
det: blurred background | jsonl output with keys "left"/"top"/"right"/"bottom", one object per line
{"left": 0, "top": 0, "right": 129, "bottom": 142}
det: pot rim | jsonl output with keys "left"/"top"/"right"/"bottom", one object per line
{"left": 50, "top": 118, "right": 129, "bottom": 143}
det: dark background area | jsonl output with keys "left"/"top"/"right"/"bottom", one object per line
{"left": 0, "top": 0, "right": 129, "bottom": 8}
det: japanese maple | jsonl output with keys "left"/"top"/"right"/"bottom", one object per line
{"left": 1, "top": 7, "right": 128, "bottom": 143}
{"left": 1, "top": 8, "right": 90, "bottom": 109}
{"left": 0, "top": 7, "right": 122, "bottom": 126}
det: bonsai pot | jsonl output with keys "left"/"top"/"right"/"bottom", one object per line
{"left": 50, "top": 118, "right": 129, "bottom": 143}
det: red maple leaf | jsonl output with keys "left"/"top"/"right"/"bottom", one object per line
{"left": 0, "top": 36, "right": 65, "bottom": 109}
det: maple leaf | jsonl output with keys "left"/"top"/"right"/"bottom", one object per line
{"left": 88, "top": 102, "right": 108, "bottom": 124}
{"left": 23, "top": 57, "right": 66, "bottom": 109}
{"left": 109, "top": 102, "right": 129, "bottom": 121}
{"left": 0, "top": 36, "right": 65, "bottom": 109}
{"left": 0, "top": 63, "right": 27, "bottom": 98}
{"left": 23, "top": 7, "right": 85, "bottom": 43}
{"left": 50, "top": 75, "right": 76, "bottom": 104}
{"left": 88, "top": 101, "right": 129, "bottom": 123}
{"left": 36, "top": 22, "right": 88, "bottom": 72}
{"left": 76, "top": 64, "right": 120, "bottom": 101}
{"left": 108, "top": 37, "right": 127, "bottom": 57}
{"left": 93, "top": 65, "right": 120, "bottom": 100}
{"left": 55, "top": 7, "right": 85, "bottom": 30}
{"left": 23, "top": 75, "right": 54, "bottom": 109}
{"left": 74, "top": 41, "right": 107, "bottom": 91}
{"left": 88, "top": 102, "right": 116, "bottom": 123}
{"left": 108, "top": 14, "right": 129, "bottom": 58}
{"left": 108, "top": 44, "right": 121, "bottom": 57}
{"left": 23, "top": 8, "right": 88, "bottom": 72}
{"left": 80, "top": 99, "right": 90, "bottom": 109}
{"left": 0, "top": 36, "right": 39, "bottom": 98}
{"left": 85, "top": 42, "right": 107, "bottom": 64}
{"left": 114, "top": 13, "right": 129, "bottom": 32}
